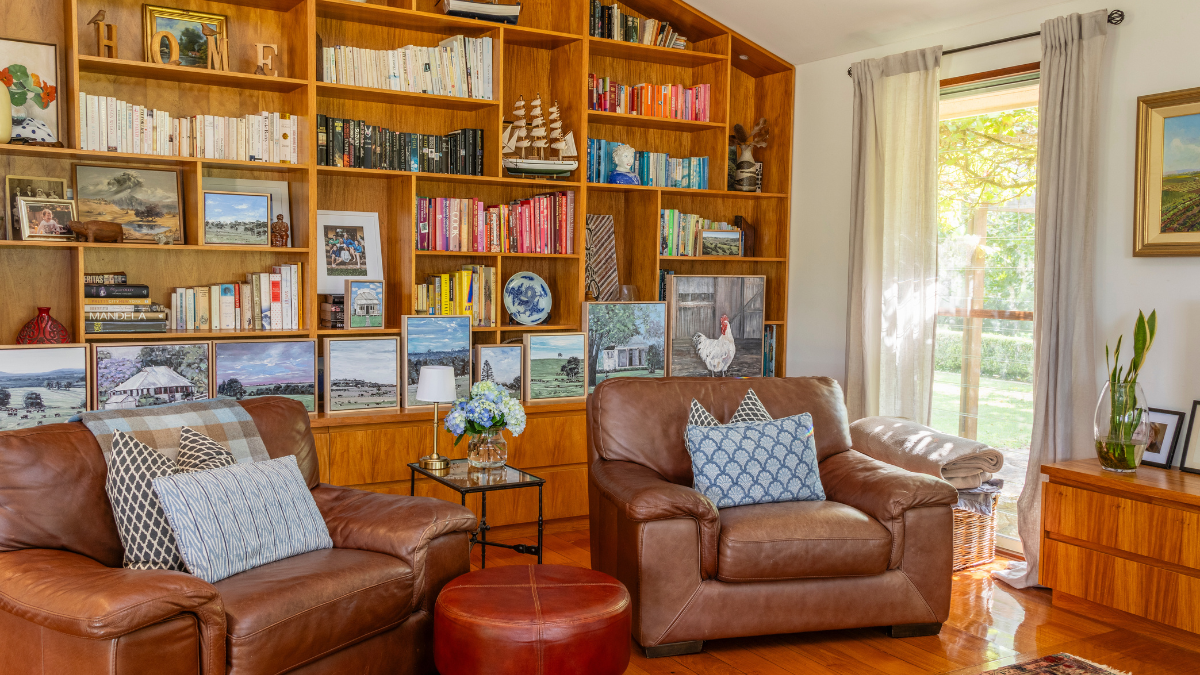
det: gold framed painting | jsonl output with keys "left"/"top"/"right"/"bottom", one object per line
{"left": 142, "top": 5, "right": 228, "bottom": 69}
{"left": 1134, "top": 86, "right": 1200, "bottom": 256}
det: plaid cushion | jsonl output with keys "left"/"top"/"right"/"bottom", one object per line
{"left": 81, "top": 399, "right": 268, "bottom": 464}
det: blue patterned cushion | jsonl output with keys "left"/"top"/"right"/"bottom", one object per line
{"left": 151, "top": 455, "right": 333, "bottom": 583}
{"left": 685, "top": 413, "right": 825, "bottom": 508}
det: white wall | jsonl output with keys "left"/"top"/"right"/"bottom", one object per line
{"left": 788, "top": 0, "right": 1200, "bottom": 462}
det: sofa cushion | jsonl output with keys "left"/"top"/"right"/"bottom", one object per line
{"left": 686, "top": 414, "right": 825, "bottom": 508}
{"left": 216, "top": 548, "right": 414, "bottom": 675}
{"left": 717, "top": 500, "right": 891, "bottom": 582}
{"left": 688, "top": 389, "right": 774, "bottom": 426}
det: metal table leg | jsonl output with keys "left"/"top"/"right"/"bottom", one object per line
{"left": 480, "top": 491, "right": 487, "bottom": 568}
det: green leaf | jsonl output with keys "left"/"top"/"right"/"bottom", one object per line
{"left": 8, "top": 88, "right": 26, "bottom": 106}
{"left": 1129, "top": 311, "right": 1147, "bottom": 378}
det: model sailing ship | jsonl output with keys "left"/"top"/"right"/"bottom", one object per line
{"left": 502, "top": 93, "right": 578, "bottom": 178}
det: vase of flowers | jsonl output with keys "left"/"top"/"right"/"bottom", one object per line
{"left": 444, "top": 381, "right": 527, "bottom": 468}
{"left": 1095, "top": 310, "right": 1156, "bottom": 472}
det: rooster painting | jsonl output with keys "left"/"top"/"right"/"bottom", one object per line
{"left": 692, "top": 314, "right": 736, "bottom": 376}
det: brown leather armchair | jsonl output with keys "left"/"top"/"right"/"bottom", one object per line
{"left": 587, "top": 377, "right": 958, "bottom": 657}
{"left": 0, "top": 397, "right": 477, "bottom": 675}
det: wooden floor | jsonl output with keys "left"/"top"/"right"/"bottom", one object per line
{"left": 470, "top": 518, "right": 1200, "bottom": 675}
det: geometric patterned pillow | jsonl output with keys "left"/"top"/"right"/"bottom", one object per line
{"left": 688, "top": 389, "right": 774, "bottom": 426}
{"left": 104, "top": 429, "right": 236, "bottom": 570}
{"left": 685, "top": 413, "right": 825, "bottom": 508}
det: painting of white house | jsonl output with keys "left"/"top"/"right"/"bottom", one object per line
{"left": 584, "top": 302, "right": 667, "bottom": 393}
{"left": 94, "top": 342, "right": 211, "bottom": 409}
{"left": 346, "top": 280, "right": 384, "bottom": 328}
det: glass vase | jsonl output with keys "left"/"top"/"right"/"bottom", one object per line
{"left": 468, "top": 429, "right": 508, "bottom": 469}
{"left": 1094, "top": 381, "right": 1152, "bottom": 473}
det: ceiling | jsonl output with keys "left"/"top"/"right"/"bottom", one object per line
{"left": 684, "top": 0, "right": 1074, "bottom": 64}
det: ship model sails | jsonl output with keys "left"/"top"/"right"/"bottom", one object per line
{"left": 502, "top": 93, "right": 578, "bottom": 178}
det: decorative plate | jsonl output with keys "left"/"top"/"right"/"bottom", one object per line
{"left": 503, "top": 272, "right": 552, "bottom": 325}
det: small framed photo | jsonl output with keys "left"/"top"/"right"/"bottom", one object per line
{"left": 6, "top": 176, "right": 68, "bottom": 240}
{"left": 323, "top": 337, "right": 400, "bottom": 414}
{"left": 475, "top": 345, "right": 522, "bottom": 399}
{"left": 17, "top": 197, "right": 75, "bottom": 241}
{"left": 699, "top": 229, "right": 743, "bottom": 257}
{"left": 1179, "top": 401, "right": 1200, "bottom": 474}
{"left": 344, "top": 280, "right": 384, "bottom": 328}
{"left": 143, "top": 5, "right": 228, "bottom": 69}
{"left": 0, "top": 344, "right": 88, "bottom": 430}
{"left": 203, "top": 191, "right": 271, "bottom": 246}
{"left": 75, "top": 164, "right": 184, "bottom": 243}
{"left": 0, "top": 38, "right": 60, "bottom": 143}
{"left": 93, "top": 342, "right": 211, "bottom": 410}
{"left": 317, "top": 211, "right": 385, "bottom": 294}
{"left": 214, "top": 340, "right": 316, "bottom": 412}
{"left": 1142, "top": 408, "right": 1186, "bottom": 469}
{"left": 401, "top": 315, "right": 472, "bottom": 408}
{"left": 523, "top": 333, "right": 587, "bottom": 402}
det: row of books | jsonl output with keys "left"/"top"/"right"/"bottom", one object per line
{"left": 78, "top": 94, "right": 298, "bottom": 163}
{"left": 319, "top": 294, "right": 344, "bottom": 330}
{"left": 588, "top": 77, "right": 712, "bottom": 121}
{"left": 659, "top": 210, "right": 733, "bottom": 257}
{"left": 83, "top": 273, "right": 169, "bottom": 334}
{"left": 319, "top": 37, "right": 493, "bottom": 100}
{"left": 589, "top": 0, "right": 687, "bottom": 49}
{"left": 587, "top": 138, "right": 710, "bottom": 189}
{"left": 316, "top": 118, "right": 484, "bottom": 175}
{"left": 415, "top": 266, "right": 497, "bottom": 327}
{"left": 168, "top": 264, "right": 304, "bottom": 332}
{"left": 416, "top": 192, "right": 576, "bottom": 255}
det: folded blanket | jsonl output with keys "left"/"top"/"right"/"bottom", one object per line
{"left": 849, "top": 416, "right": 1004, "bottom": 489}
{"left": 955, "top": 479, "right": 1004, "bottom": 515}
{"left": 79, "top": 399, "right": 269, "bottom": 465}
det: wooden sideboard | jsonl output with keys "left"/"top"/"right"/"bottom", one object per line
{"left": 1040, "top": 459, "right": 1200, "bottom": 634}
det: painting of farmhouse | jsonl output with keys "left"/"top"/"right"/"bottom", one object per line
{"left": 214, "top": 340, "right": 316, "bottom": 411}
{"left": 0, "top": 345, "right": 87, "bottom": 431}
{"left": 402, "top": 315, "right": 471, "bottom": 407}
{"left": 475, "top": 345, "right": 522, "bottom": 399}
{"left": 324, "top": 337, "right": 399, "bottom": 413}
{"left": 346, "top": 280, "right": 384, "bottom": 328}
{"left": 94, "top": 342, "right": 211, "bottom": 409}
{"left": 584, "top": 302, "right": 667, "bottom": 393}
{"left": 668, "top": 275, "right": 765, "bottom": 378}
{"left": 523, "top": 333, "right": 587, "bottom": 402}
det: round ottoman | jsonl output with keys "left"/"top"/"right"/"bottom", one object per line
{"left": 434, "top": 564, "right": 631, "bottom": 675}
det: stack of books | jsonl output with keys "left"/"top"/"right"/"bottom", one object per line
{"left": 416, "top": 266, "right": 497, "bottom": 326}
{"left": 658, "top": 269, "right": 675, "bottom": 301}
{"left": 320, "top": 294, "right": 345, "bottom": 330}
{"left": 416, "top": 192, "right": 575, "bottom": 255}
{"left": 78, "top": 94, "right": 298, "bottom": 163}
{"left": 84, "top": 272, "right": 168, "bottom": 334}
{"left": 168, "top": 263, "right": 303, "bottom": 332}
{"left": 316, "top": 120, "right": 483, "bottom": 175}
{"left": 319, "top": 36, "right": 493, "bottom": 100}
{"left": 588, "top": 138, "right": 709, "bottom": 189}
{"left": 589, "top": 1, "right": 687, "bottom": 48}
{"left": 658, "top": 210, "right": 734, "bottom": 257}
{"left": 588, "top": 76, "right": 711, "bottom": 121}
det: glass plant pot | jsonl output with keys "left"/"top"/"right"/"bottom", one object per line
{"left": 468, "top": 430, "right": 508, "bottom": 469}
{"left": 1094, "top": 381, "right": 1152, "bottom": 473}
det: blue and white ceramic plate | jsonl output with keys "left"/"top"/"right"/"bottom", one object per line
{"left": 503, "top": 272, "right": 552, "bottom": 325}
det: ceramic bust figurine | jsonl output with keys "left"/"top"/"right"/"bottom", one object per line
{"left": 270, "top": 214, "right": 290, "bottom": 247}
{"left": 608, "top": 144, "right": 640, "bottom": 185}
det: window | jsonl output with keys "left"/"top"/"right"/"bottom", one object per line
{"left": 933, "top": 73, "right": 1038, "bottom": 552}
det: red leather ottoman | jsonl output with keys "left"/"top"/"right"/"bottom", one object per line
{"left": 434, "top": 564, "right": 631, "bottom": 675}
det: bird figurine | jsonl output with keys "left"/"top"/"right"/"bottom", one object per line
{"left": 254, "top": 65, "right": 265, "bottom": 75}
{"left": 87, "top": 9, "right": 105, "bottom": 25}
{"left": 201, "top": 23, "right": 218, "bottom": 37}
{"left": 692, "top": 314, "right": 736, "bottom": 377}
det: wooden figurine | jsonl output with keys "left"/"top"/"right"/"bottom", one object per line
{"left": 149, "top": 31, "right": 180, "bottom": 65}
{"left": 270, "top": 214, "right": 290, "bottom": 247}
{"left": 69, "top": 220, "right": 124, "bottom": 243}
{"left": 88, "top": 10, "right": 118, "bottom": 59}
{"left": 204, "top": 25, "right": 229, "bottom": 71}
{"left": 255, "top": 44, "right": 279, "bottom": 77}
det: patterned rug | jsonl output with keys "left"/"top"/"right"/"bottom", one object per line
{"left": 984, "top": 653, "right": 1130, "bottom": 674}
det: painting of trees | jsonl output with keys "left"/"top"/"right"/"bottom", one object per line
{"left": 585, "top": 303, "right": 668, "bottom": 390}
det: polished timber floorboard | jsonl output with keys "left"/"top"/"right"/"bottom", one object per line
{"left": 470, "top": 518, "right": 1200, "bottom": 675}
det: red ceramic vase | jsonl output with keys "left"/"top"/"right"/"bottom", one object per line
{"left": 17, "top": 307, "right": 71, "bottom": 344}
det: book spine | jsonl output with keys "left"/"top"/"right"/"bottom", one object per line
{"left": 85, "top": 321, "right": 169, "bottom": 334}
{"left": 269, "top": 274, "right": 283, "bottom": 330}
{"left": 82, "top": 273, "right": 128, "bottom": 285}
{"left": 83, "top": 284, "right": 150, "bottom": 298}
{"left": 219, "top": 284, "right": 236, "bottom": 330}
{"left": 240, "top": 283, "right": 254, "bottom": 330}
{"left": 85, "top": 311, "right": 170, "bottom": 321}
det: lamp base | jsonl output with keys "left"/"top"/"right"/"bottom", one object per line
{"left": 420, "top": 454, "right": 450, "bottom": 472}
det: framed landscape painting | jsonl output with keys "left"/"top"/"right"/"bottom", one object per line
{"left": 323, "top": 337, "right": 399, "bottom": 414}
{"left": 523, "top": 333, "right": 587, "bottom": 402}
{"left": 667, "top": 275, "right": 765, "bottom": 378}
{"left": 93, "top": 342, "right": 211, "bottom": 410}
{"left": 143, "top": 5, "right": 227, "bottom": 69}
{"left": 1134, "top": 86, "right": 1200, "bottom": 255}
{"left": 402, "top": 315, "right": 471, "bottom": 408}
{"left": 203, "top": 191, "right": 271, "bottom": 245}
{"left": 75, "top": 165, "right": 184, "bottom": 243}
{"left": 475, "top": 345, "right": 522, "bottom": 399}
{"left": 583, "top": 301, "right": 667, "bottom": 393}
{"left": 0, "top": 345, "right": 87, "bottom": 430}
{"left": 214, "top": 340, "right": 316, "bottom": 412}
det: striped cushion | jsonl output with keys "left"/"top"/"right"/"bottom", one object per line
{"left": 151, "top": 456, "right": 333, "bottom": 583}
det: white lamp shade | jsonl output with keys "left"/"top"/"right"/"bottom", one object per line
{"left": 416, "top": 365, "right": 458, "bottom": 403}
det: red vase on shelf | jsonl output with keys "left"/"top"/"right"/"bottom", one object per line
{"left": 17, "top": 307, "right": 71, "bottom": 344}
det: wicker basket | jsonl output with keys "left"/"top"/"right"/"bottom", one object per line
{"left": 952, "top": 493, "right": 998, "bottom": 571}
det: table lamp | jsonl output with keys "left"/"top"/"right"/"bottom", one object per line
{"left": 417, "top": 365, "right": 457, "bottom": 471}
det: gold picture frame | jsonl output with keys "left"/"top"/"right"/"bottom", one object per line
{"left": 142, "top": 5, "right": 228, "bottom": 69}
{"left": 1133, "top": 86, "right": 1200, "bottom": 256}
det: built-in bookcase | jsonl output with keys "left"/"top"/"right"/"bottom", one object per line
{"left": 0, "top": 0, "right": 792, "bottom": 528}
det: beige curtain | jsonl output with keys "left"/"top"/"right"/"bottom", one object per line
{"left": 846, "top": 47, "right": 942, "bottom": 424}
{"left": 994, "top": 10, "right": 1107, "bottom": 590}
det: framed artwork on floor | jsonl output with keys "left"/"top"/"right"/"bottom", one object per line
{"left": 474, "top": 345, "right": 522, "bottom": 400}
{"left": 666, "top": 275, "right": 765, "bottom": 378}
{"left": 583, "top": 301, "right": 667, "bottom": 394}
{"left": 1133, "top": 86, "right": 1200, "bottom": 255}
{"left": 323, "top": 337, "right": 399, "bottom": 414}
{"left": 213, "top": 340, "right": 316, "bottom": 412}
{"left": 93, "top": 342, "right": 211, "bottom": 410}
{"left": 0, "top": 344, "right": 88, "bottom": 430}
{"left": 401, "top": 315, "right": 471, "bottom": 408}
{"left": 523, "top": 333, "right": 587, "bottom": 402}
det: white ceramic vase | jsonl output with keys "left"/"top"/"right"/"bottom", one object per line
{"left": 0, "top": 89, "right": 12, "bottom": 144}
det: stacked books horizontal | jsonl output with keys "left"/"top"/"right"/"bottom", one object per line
{"left": 319, "top": 294, "right": 344, "bottom": 330}
{"left": 316, "top": 119, "right": 483, "bottom": 175}
{"left": 78, "top": 94, "right": 298, "bottom": 163}
{"left": 319, "top": 36, "right": 493, "bottom": 100}
{"left": 415, "top": 266, "right": 497, "bottom": 327}
{"left": 84, "top": 273, "right": 168, "bottom": 334}
{"left": 588, "top": 138, "right": 709, "bottom": 189}
{"left": 416, "top": 192, "right": 575, "bottom": 255}
{"left": 169, "top": 263, "right": 303, "bottom": 332}
{"left": 589, "top": 0, "right": 687, "bottom": 48}
{"left": 659, "top": 210, "right": 733, "bottom": 257}
{"left": 589, "top": 76, "right": 711, "bottom": 121}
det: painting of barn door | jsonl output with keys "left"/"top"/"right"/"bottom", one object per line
{"left": 667, "top": 275, "right": 765, "bottom": 377}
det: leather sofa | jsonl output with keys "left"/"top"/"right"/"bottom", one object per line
{"left": 0, "top": 397, "right": 477, "bottom": 675}
{"left": 586, "top": 377, "right": 959, "bottom": 657}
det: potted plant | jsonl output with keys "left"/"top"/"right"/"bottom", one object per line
{"left": 444, "top": 381, "right": 527, "bottom": 468}
{"left": 1095, "top": 310, "right": 1156, "bottom": 472}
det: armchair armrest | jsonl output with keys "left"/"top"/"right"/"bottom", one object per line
{"left": 0, "top": 549, "right": 225, "bottom": 672}
{"left": 820, "top": 450, "right": 957, "bottom": 567}
{"left": 590, "top": 459, "right": 720, "bottom": 579}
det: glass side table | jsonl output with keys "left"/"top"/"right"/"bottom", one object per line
{"left": 408, "top": 459, "right": 545, "bottom": 568}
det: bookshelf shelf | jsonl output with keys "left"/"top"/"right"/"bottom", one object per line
{"left": 84, "top": 329, "right": 312, "bottom": 341}
{"left": 316, "top": 0, "right": 498, "bottom": 34}
{"left": 586, "top": 110, "right": 723, "bottom": 133}
{"left": 315, "top": 83, "right": 498, "bottom": 111}
{"left": 660, "top": 256, "right": 786, "bottom": 262}
{"left": 77, "top": 56, "right": 310, "bottom": 93}
{"left": 503, "top": 26, "right": 584, "bottom": 49}
{"left": 587, "top": 38, "right": 726, "bottom": 67}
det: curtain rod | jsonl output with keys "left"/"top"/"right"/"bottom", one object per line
{"left": 846, "top": 9, "right": 1124, "bottom": 77}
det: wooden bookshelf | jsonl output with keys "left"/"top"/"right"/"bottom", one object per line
{"left": 1, "top": 0, "right": 793, "bottom": 528}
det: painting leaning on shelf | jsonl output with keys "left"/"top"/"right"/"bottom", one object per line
{"left": 1160, "top": 112, "right": 1200, "bottom": 233}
